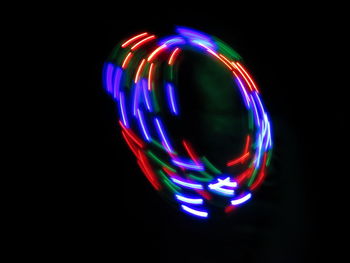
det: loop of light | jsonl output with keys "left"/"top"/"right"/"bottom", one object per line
{"left": 103, "top": 27, "right": 273, "bottom": 218}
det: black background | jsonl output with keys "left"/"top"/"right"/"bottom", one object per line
{"left": 56, "top": 7, "right": 346, "bottom": 263}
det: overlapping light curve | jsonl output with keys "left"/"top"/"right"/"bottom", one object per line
{"left": 103, "top": 27, "right": 273, "bottom": 218}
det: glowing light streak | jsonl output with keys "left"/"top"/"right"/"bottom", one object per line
{"left": 201, "top": 157, "right": 221, "bottom": 174}
{"left": 208, "top": 177, "right": 237, "bottom": 196}
{"left": 227, "top": 152, "right": 250, "bottom": 167}
{"left": 147, "top": 44, "right": 167, "bottom": 62}
{"left": 232, "top": 62, "right": 253, "bottom": 91}
{"left": 119, "top": 120, "right": 144, "bottom": 148}
{"left": 137, "top": 151, "right": 161, "bottom": 190}
{"left": 250, "top": 94, "right": 260, "bottom": 127}
{"left": 136, "top": 109, "right": 151, "bottom": 141}
{"left": 131, "top": 35, "right": 156, "bottom": 50}
{"left": 134, "top": 59, "right": 146, "bottom": 83}
{"left": 121, "top": 52, "right": 133, "bottom": 69}
{"left": 231, "top": 193, "right": 252, "bottom": 205}
{"left": 148, "top": 63, "right": 154, "bottom": 90}
{"left": 233, "top": 72, "right": 250, "bottom": 108}
{"left": 236, "top": 62, "right": 259, "bottom": 92}
{"left": 168, "top": 48, "right": 181, "bottom": 65}
{"left": 105, "top": 63, "right": 114, "bottom": 93}
{"left": 182, "top": 140, "right": 200, "bottom": 164}
{"left": 172, "top": 159, "right": 204, "bottom": 171}
{"left": 121, "top": 32, "right": 149, "bottom": 48}
{"left": 121, "top": 131, "right": 139, "bottom": 157}
{"left": 154, "top": 118, "right": 174, "bottom": 153}
{"left": 104, "top": 27, "right": 273, "bottom": 218}
{"left": 250, "top": 154, "right": 267, "bottom": 190}
{"left": 160, "top": 37, "right": 186, "bottom": 46}
{"left": 244, "top": 135, "right": 251, "bottom": 153}
{"left": 147, "top": 151, "right": 176, "bottom": 172}
{"left": 118, "top": 92, "right": 129, "bottom": 128}
{"left": 177, "top": 26, "right": 216, "bottom": 49}
{"left": 113, "top": 67, "right": 122, "bottom": 99}
{"left": 255, "top": 134, "right": 263, "bottom": 168}
{"left": 181, "top": 205, "right": 208, "bottom": 218}
{"left": 141, "top": 79, "right": 152, "bottom": 111}
{"left": 166, "top": 83, "right": 178, "bottom": 115}
{"left": 175, "top": 194, "right": 203, "bottom": 204}
{"left": 170, "top": 177, "right": 203, "bottom": 189}
{"left": 132, "top": 82, "right": 141, "bottom": 116}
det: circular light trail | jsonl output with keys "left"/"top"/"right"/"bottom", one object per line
{"left": 103, "top": 27, "right": 273, "bottom": 218}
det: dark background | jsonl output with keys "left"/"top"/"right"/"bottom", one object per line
{"left": 58, "top": 7, "right": 346, "bottom": 263}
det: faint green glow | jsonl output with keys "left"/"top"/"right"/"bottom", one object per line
{"left": 151, "top": 90, "right": 160, "bottom": 112}
{"left": 110, "top": 46, "right": 122, "bottom": 61}
{"left": 158, "top": 170, "right": 180, "bottom": 193}
{"left": 248, "top": 110, "right": 254, "bottom": 131}
{"left": 247, "top": 166, "right": 259, "bottom": 186}
{"left": 151, "top": 139, "right": 165, "bottom": 150}
{"left": 202, "top": 157, "right": 221, "bottom": 174}
{"left": 169, "top": 66, "right": 173, "bottom": 80}
{"left": 187, "top": 173, "right": 212, "bottom": 182}
{"left": 266, "top": 150, "right": 273, "bottom": 167}
{"left": 146, "top": 151, "right": 176, "bottom": 172}
{"left": 214, "top": 37, "right": 242, "bottom": 61}
{"left": 151, "top": 139, "right": 178, "bottom": 155}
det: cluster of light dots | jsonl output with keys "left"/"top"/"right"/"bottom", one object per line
{"left": 103, "top": 27, "right": 273, "bottom": 218}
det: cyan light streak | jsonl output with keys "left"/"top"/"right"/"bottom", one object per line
{"left": 159, "top": 36, "right": 186, "bottom": 46}
{"left": 176, "top": 26, "right": 216, "bottom": 50}
{"left": 190, "top": 39, "right": 212, "bottom": 50}
{"left": 175, "top": 194, "right": 203, "bottom": 204}
{"left": 210, "top": 187, "right": 235, "bottom": 196}
{"left": 208, "top": 177, "right": 238, "bottom": 196}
